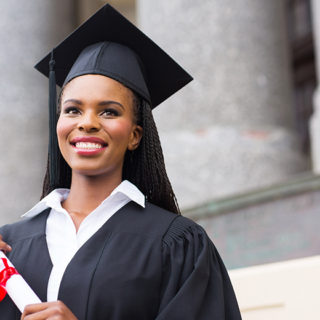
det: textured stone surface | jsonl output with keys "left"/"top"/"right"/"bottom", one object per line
{"left": 196, "top": 188, "right": 320, "bottom": 269}
{"left": 138, "top": 0, "right": 295, "bottom": 130}
{"left": 160, "top": 125, "right": 308, "bottom": 209}
{"left": 0, "top": 1, "right": 74, "bottom": 225}
{"left": 137, "top": 0, "right": 309, "bottom": 209}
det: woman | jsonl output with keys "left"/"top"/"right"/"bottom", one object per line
{"left": 0, "top": 4, "right": 241, "bottom": 320}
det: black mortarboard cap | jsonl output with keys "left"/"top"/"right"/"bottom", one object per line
{"left": 34, "top": 3, "right": 193, "bottom": 188}
{"left": 35, "top": 3, "right": 193, "bottom": 108}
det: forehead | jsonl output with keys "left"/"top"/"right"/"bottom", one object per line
{"left": 62, "top": 74, "right": 134, "bottom": 102}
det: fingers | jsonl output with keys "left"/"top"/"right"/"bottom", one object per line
{"left": 0, "top": 234, "right": 11, "bottom": 253}
{"left": 21, "top": 303, "right": 50, "bottom": 320}
{"left": 21, "top": 301, "right": 78, "bottom": 320}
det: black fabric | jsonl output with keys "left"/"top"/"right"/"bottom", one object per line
{"left": 63, "top": 42, "right": 151, "bottom": 104}
{"left": 0, "top": 202, "right": 241, "bottom": 320}
{"left": 48, "top": 51, "right": 59, "bottom": 187}
{"left": 34, "top": 3, "right": 193, "bottom": 109}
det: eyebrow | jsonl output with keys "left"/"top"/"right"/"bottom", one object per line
{"left": 63, "top": 99, "right": 125, "bottom": 110}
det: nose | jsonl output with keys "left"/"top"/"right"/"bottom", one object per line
{"left": 77, "top": 111, "right": 101, "bottom": 132}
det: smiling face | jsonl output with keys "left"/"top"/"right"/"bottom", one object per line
{"left": 57, "top": 74, "right": 142, "bottom": 179}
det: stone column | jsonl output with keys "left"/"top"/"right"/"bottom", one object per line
{"left": 137, "top": 0, "right": 308, "bottom": 209}
{"left": 0, "top": 1, "right": 74, "bottom": 224}
{"left": 77, "top": 0, "right": 136, "bottom": 24}
{"left": 310, "top": 0, "right": 320, "bottom": 173}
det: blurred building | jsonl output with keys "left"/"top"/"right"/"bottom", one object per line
{"left": 0, "top": 0, "right": 319, "bottom": 318}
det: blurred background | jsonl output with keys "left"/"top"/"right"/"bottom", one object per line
{"left": 0, "top": 0, "right": 319, "bottom": 318}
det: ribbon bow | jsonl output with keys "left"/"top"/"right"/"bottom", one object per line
{"left": 0, "top": 257, "right": 19, "bottom": 301}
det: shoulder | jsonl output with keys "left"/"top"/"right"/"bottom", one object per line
{"left": 120, "top": 201, "right": 194, "bottom": 240}
{"left": 0, "top": 209, "right": 50, "bottom": 243}
{"left": 119, "top": 201, "right": 179, "bottom": 238}
{"left": 162, "top": 213, "right": 207, "bottom": 246}
{"left": 143, "top": 202, "right": 179, "bottom": 225}
{"left": 140, "top": 202, "right": 206, "bottom": 243}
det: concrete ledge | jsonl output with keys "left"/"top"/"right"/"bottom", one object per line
{"left": 229, "top": 255, "right": 320, "bottom": 319}
{"left": 183, "top": 172, "right": 320, "bottom": 220}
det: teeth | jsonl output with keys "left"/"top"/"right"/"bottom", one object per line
{"left": 75, "top": 142, "right": 103, "bottom": 149}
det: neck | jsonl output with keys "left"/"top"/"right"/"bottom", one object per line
{"left": 62, "top": 171, "right": 122, "bottom": 218}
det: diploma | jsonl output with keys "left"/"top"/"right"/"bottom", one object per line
{"left": 0, "top": 251, "right": 41, "bottom": 313}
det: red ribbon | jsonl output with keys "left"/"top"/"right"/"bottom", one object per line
{"left": 0, "top": 257, "right": 19, "bottom": 301}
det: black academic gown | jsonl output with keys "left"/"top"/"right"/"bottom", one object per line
{"left": 0, "top": 202, "right": 241, "bottom": 320}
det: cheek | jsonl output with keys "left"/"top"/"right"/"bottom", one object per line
{"left": 57, "top": 118, "right": 74, "bottom": 156}
{"left": 105, "top": 120, "right": 134, "bottom": 142}
{"left": 56, "top": 118, "right": 74, "bottom": 147}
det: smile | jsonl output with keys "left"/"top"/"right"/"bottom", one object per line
{"left": 70, "top": 137, "right": 108, "bottom": 155}
{"left": 75, "top": 142, "right": 104, "bottom": 149}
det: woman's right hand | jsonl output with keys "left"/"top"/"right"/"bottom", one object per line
{"left": 0, "top": 234, "right": 11, "bottom": 253}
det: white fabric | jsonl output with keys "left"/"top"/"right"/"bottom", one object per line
{"left": 22, "top": 180, "right": 145, "bottom": 302}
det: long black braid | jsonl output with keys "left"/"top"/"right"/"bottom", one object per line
{"left": 41, "top": 90, "right": 180, "bottom": 214}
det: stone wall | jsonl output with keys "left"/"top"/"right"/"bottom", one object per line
{"left": 138, "top": 0, "right": 309, "bottom": 209}
{"left": 185, "top": 174, "right": 320, "bottom": 269}
{"left": 0, "top": 1, "right": 74, "bottom": 224}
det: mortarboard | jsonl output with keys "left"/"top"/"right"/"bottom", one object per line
{"left": 34, "top": 3, "right": 193, "bottom": 187}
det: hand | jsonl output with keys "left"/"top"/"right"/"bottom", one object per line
{"left": 0, "top": 234, "right": 11, "bottom": 253}
{"left": 21, "top": 301, "right": 78, "bottom": 320}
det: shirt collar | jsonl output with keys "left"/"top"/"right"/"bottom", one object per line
{"left": 108, "top": 180, "right": 145, "bottom": 208}
{"left": 22, "top": 180, "right": 145, "bottom": 219}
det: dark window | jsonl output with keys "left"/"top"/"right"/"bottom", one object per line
{"left": 287, "top": 0, "right": 316, "bottom": 155}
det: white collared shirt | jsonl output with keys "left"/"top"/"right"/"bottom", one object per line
{"left": 22, "top": 180, "right": 145, "bottom": 302}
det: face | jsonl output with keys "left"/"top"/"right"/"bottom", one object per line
{"left": 57, "top": 74, "right": 142, "bottom": 178}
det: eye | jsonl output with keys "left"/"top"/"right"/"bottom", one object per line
{"left": 101, "top": 108, "right": 119, "bottom": 117}
{"left": 64, "top": 107, "right": 80, "bottom": 115}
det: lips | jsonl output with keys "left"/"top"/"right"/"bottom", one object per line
{"left": 70, "top": 136, "right": 107, "bottom": 155}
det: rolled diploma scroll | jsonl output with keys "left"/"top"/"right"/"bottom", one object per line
{"left": 0, "top": 251, "right": 41, "bottom": 312}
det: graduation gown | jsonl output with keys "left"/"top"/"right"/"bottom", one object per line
{"left": 0, "top": 201, "right": 241, "bottom": 320}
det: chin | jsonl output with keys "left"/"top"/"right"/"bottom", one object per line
{"left": 73, "top": 168, "right": 108, "bottom": 177}
{"left": 71, "top": 163, "right": 123, "bottom": 179}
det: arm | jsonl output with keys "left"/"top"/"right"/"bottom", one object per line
{"left": 157, "top": 217, "right": 242, "bottom": 320}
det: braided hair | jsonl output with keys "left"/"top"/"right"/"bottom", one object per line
{"left": 41, "top": 88, "right": 180, "bottom": 214}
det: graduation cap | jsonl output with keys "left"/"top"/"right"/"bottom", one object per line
{"left": 34, "top": 3, "right": 193, "bottom": 187}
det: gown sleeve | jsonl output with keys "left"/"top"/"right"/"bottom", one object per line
{"left": 156, "top": 216, "right": 242, "bottom": 320}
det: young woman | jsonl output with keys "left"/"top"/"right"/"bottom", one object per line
{"left": 0, "top": 4, "right": 241, "bottom": 320}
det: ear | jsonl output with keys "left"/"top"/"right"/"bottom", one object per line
{"left": 128, "top": 125, "right": 143, "bottom": 151}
